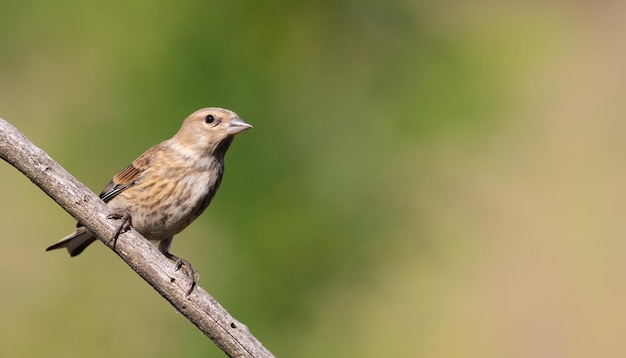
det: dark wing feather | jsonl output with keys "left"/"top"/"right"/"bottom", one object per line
{"left": 98, "top": 144, "right": 160, "bottom": 202}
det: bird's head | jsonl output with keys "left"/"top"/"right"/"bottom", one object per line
{"left": 172, "top": 107, "right": 252, "bottom": 158}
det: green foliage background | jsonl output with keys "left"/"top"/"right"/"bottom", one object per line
{"left": 2, "top": 1, "right": 625, "bottom": 357}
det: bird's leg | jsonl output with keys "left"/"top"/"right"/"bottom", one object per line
{"left": 159, "top": 239, "right": 199, "bottom": 296}
{"left": 106, "top": 210, "right": 132, "bottom": 248}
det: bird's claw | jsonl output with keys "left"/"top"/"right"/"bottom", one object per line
{"left": 174, "top": 258, "right": 199, "bottom": 296}
{"left": 106, "top": 211, "right": 131, "bottom": 248}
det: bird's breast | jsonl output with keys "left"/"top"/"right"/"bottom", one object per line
{"left": 109, "top": 160, "right": 224, "bottom": 240}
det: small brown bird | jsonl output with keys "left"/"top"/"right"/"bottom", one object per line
{"left": 46, "top": 107, "right": 252, "bottom": 294}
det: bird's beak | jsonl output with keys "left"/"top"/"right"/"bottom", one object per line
{"left": 227, "top": 117, "right": 253, "bottom": 136}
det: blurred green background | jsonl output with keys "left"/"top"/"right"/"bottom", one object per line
{"left": 2, "top": 1, "right": 626, "bottom": 357}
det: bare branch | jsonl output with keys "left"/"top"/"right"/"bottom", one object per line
{"left": 0, "top": 118, "right": 274, "bottom": 358}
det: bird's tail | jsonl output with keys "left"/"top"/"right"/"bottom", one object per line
{"left": 46, "top": 226, "right": 97, "bottom": 257}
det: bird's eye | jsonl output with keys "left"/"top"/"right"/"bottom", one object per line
{"left": 205, "top": 114, "right": 215, "bottom": 124}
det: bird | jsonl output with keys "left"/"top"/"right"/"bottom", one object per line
{"left": 46, "top": 107, "right": 252, "bottom": 295}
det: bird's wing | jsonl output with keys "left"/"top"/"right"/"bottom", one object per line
{"left": 99, "top": 144, "right": 160, "bottom": 202}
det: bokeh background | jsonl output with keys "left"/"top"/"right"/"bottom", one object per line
{"left": 1, "top": 1, "right": 626, "bottom": 357}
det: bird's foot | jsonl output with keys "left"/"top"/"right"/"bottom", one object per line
{"left": 175, "top": 258, "right": 199, "bottom": 296}
{"left": 106, "top": 210, "right": 131, "bottom": 248}
{"left": 165, "top": 253, "right": 199, "bottom": 296}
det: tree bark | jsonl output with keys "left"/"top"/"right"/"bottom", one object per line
{"left": 0, "top": 118, "right": 274, "bottom": 358}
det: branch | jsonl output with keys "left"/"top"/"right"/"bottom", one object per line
{"left": 0, "top": 118, "right": 274, "bottom": 358}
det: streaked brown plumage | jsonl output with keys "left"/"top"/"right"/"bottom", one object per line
{"left": 46, "top": 107, "right": 252, "bottom": 294}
